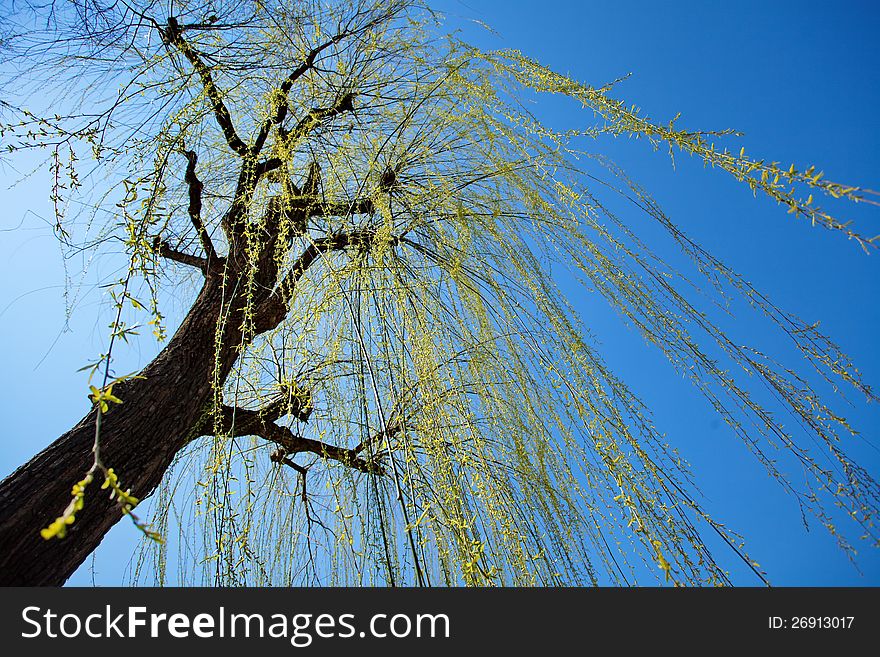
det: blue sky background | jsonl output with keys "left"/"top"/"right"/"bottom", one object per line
{"left": 1, "top": 0, "right": 878, "bottom": 586}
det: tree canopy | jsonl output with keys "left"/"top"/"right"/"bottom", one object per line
{"left": 0, "top": 0, "right": 877, "bottom": 586}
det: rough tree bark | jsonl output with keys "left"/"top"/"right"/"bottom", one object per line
{"left": 0, "top": 273, "right": 236, "bottom": 585}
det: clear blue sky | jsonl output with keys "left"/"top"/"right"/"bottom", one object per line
{"left": 1, "top": 0, "right": 878, "bottom": 585}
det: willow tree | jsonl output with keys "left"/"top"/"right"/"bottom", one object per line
{"left": 0, "top": 0, "right": 877, "bottom": 587}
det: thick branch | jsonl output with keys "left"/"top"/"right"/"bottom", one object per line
{"left": 281, "top": 228, "right": 377, "bottom": 294}
{"left": 250, "top": 224, "right": 387, "bottom": 335}
{"left": 154, "top": 238, "right": 207, "bottom": 273}
{"left": 257, "top": 393, "right": 311, "bottom": 424}
{"left": 162, "top": 17, "right": 249, "bottom": 157}
{"left": 206, "top": 388, "right": 312, "bottom": 433}
{"left": 262, "top": 423, "right": 385, "bottom": 475}
{"left": 256, "top": 157, "right": 284, "bottom": 178}
{"left": 283, "top": 195, "right": 375, "bottom": 219}
{"left": 182, "top": 149, "right": 218, "bottom": 264}
{"left": 216, "top": 405, "right": 383, "bottom": 475}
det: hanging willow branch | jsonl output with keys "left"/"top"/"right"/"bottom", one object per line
{"left": 0, "top": 0, "right": 877, "bottom": 588}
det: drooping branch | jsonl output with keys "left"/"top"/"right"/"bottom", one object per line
{"left": 270, "top": 447, "right": 307, "bottom": 472}
{"left": 268, "top": 449, "right": 325, "bottom": 528}
{"left": 182, "top": 149, "right": 218, "bottom": 264}
{"left": 161, "top": 17, "right": 249, "bottom": 157}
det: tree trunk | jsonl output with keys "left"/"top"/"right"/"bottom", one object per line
{"left": 0, "top": 276, "right": 235, "bottom": 585}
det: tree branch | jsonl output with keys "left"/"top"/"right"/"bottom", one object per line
{"left": 280, "top": 227, "right": 377, "bottom": 294}
{"left": 249, "top": 224, "right": 389, "bottom": 335}
{"left": 268, "top": 450, "right": 329, "bottom": 529}
{"left": 226, "top": 386, "right": 313, "bottom": 427}
{"left": 218, "top": 405, "right": 384, "bottom": 475}
{"left": 162, "top": 17, "right": 249, "bottom": 157}
{"left": 270, "top": 448, "right": 308, "bottom": 476}
{"left": 255, "top": 157, "right": 284, "bottom": 178}
{"left": 354, "top": 420, "right": 403, "bottom": 455}
{"left": 263, "top": 423, "right": 385, "bottom": 475}
{"left": 278, "top": 92, "right": 357, "bottom": 150}
{"left": 282, "top": 195, "right": 375, "bottom": 219}
{"left": 252, "top": 31, "right": 358, "bottom": 155}
{"left": 282, "top": 31, "right": 353, "bottom": 91}
{"left": 153, "top": 238, "right": 207, "bottom": 273}
{"left": 182, "top": 149, "right": 218, "bottom": 264}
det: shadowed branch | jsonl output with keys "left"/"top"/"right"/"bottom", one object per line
{"left": 182, "top": 149, "right": 218, "bottom": 265}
